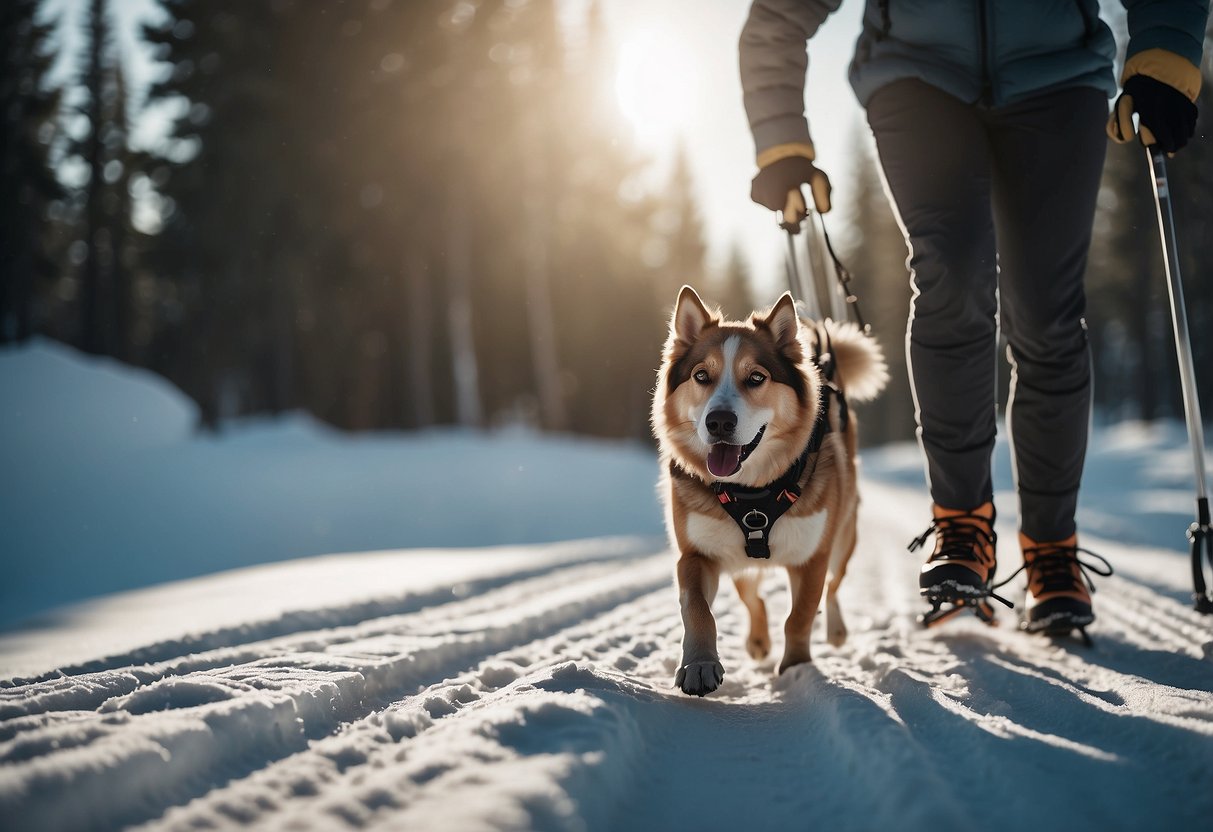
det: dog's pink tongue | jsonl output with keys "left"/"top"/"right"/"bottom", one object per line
{"left": 707, "top": 443, "right": 743, "bottom": 478}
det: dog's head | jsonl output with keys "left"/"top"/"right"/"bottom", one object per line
{"left": 652, "top": 286, "right": 822, "bottom": 487}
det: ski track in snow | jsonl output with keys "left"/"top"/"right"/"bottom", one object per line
{"left": 2, "top": 483, "right": 1213, "bottom": 832}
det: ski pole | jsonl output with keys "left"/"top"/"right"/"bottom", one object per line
{"left": 1145, "top": 146, "right": 1213, "bottom": 614}
{"left": 782, "top": 191, "right": 822, "bottom": 320}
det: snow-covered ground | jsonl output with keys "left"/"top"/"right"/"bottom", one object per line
{"left": 2, "top": 339, "right": 1212, "bottom": 831}
{"left": 0, "top": 340, "right": 664, "bottom": 629}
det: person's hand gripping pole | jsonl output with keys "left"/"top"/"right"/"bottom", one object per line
{"left": 750, "top": 142, "right": 832, "bottom": 233}
{"left": 751, "top": 143, "right": 832, "bottom": 315}
{"left": 1107, "top": 48, "right": 1202, "bottom": 156}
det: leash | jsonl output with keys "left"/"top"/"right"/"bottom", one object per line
{"left": 781, "top": 191, "right": 870, "bottom": 332}
{"left": 1145, "top": 147, "right": 1213, "bottom": 614}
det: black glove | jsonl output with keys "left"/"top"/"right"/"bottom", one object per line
{"left": 751, "top": 155, "right": 832, "bottom": 228}
{"left": 1110, "top": 74, "right": 1198, "bottom": 154}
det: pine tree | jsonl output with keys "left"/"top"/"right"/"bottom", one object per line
{"left": 0, "top": 1, "right": 62, "bottom": 343}
{"left": 143, "top": 0, "right": 301, "bottom": 424}
{"left": 660, "top": 145, "right": 708, "bottom": 300}
{"left": 839, "top": 125, "right": 915, "bottom": 444}
{"left": 132, "top": 0, "right": 704, "bottom": 438}
{"left": 708, "top": 243, "right": 756, "bottom": 319}
{"left": 78, "top": 0, "right": 111, "bottom": 354}
{"left": 1168, "top": 50, "right": 1213, "bottom": 416}
{"left": 544, "top": 0, "right": 672, "bottom": 437}
{"left": 103, "top": 63, "right": 138, "bottom": 362}
{"left": 511, "top": 0, "right": 568, "bottom": 430}
{"left": 1088, "top": 136, "right": 1166, "bottom": 421}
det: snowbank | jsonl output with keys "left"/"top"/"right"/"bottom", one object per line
{"left": 0, "top": 339, "right": 663, "bottom": 628}
{"left": 0, "top": 337, "right": 196, "bottom": 454}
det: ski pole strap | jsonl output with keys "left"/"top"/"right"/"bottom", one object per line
{"left": 812, "top": 214, "right": 869, "bottom": 333}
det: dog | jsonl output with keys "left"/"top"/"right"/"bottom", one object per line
{"left": 652, "top": 286, "right": 888, "bottom": 696}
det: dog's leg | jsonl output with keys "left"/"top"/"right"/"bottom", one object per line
{"left": 780, "top": 554, "right": 829, "bottom": 674}
{"left": 825, "top": 516, "right": 857, "bottom": 647}
{"left": 675, "top": 552, "right": 723, "bottom": 696}
{"left": 732, "top": 573, "right": 771, "bottom": 660}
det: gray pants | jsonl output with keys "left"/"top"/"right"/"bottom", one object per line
{"left": 867, "top": 79, "right": 1108, "bottom": 541}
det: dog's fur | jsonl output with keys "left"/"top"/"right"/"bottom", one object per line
{"left": 652, "top": 286, "right": 888, "bottom": 696}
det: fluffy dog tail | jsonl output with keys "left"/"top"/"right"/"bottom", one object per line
{"left": 815, "top": 319, "right": 888, "bottom": 403}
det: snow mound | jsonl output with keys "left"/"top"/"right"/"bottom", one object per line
{"left": 0, "top": 337, "right": 197, "bottom": 455}
{"left": 0, "top": 339, "right": 664, "bottom": 628}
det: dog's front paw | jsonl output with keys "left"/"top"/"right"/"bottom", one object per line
{"left": 826, "top": 618, "right": 848, "bottom": 648}
{"left": 675, "top": 660, "right": 724, "bottom": 697}
{"left": 778, "top": 647, "right": 812, "bottom": 675}
{"left": 746, "top": 632, "right": 772, "bottom": 660}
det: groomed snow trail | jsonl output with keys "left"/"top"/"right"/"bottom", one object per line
{"left": 2, "top": 483, "right": 1212, "bottom": 832}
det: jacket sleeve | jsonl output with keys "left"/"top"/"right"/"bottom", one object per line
{"left": 1120, "top": 0, "right": 1209, "bottom": 100}
{"left": 739, "top": 0, "right": 845, "bottom": 161}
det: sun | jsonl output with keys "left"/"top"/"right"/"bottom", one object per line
{"left": 614, "top": 28, "right": 698, "bottom": 150}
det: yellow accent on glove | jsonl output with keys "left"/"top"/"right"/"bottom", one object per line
{"left": 1107, "top": 48, "right": 1202, "bottom": 148}
{"left": 756, "top": 141, "right": 816, "bottom": 168}
{"left": 1122, "top": 47, "right": 1202, "bottom": 101}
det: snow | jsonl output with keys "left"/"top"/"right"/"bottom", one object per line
{"left": 2, "top": 338, "right": 1212, "bottom": 832}
{"left": 0, "top": 338, "right": 664, "bottom": 629}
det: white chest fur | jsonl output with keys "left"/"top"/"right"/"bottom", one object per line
{"left": 685, "top": 508, "right": 829, "bottom": 571}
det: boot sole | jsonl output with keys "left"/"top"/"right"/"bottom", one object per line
{"left": 1022, "top": 609, "right": 1095, "bottom": 634}
{"left": 920, "top": 579, "right": 991, "bottom": 603}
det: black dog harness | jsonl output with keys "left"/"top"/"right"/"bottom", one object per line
{"left": 710, "top": 324, "right": 849, "bottom": 559}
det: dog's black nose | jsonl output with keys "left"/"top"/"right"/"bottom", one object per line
{"left": 705, "top": 409, "right": 737, "bottom": 439}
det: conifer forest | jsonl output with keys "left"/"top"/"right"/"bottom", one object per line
{"left": 2, "top": 0, "right": 1211, "bottom": 443}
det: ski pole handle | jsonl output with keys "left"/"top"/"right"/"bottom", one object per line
{"left": 781, "top": 190, "right": 806, "bottom": 232}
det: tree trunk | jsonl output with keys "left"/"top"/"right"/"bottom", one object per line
{"left": 109, "top": 206, "right": 130, "bottom": 362}
{"left": 522, "top": 114, "right": 566, "bottom": 431}
{"left": 446, "top": 202, "right": 483, "bottom": 427}
{"left": 80, "top": 0, "right": 108, "bottom": 355}
{"left": 404, "top": 247, "right": 436, "bottom": 427}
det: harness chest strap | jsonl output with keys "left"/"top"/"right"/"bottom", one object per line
{"left": 714, "top": 477, "right": 802, "bottom": 559}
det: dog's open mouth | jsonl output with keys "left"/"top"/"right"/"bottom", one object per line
{"left": 706, "top": 426, "right": 766, "bottom": 478}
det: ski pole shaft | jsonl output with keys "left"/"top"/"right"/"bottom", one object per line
{"left": 785, "top": 229, "right": 822, "bottom": 320}
{"left": 782, "top": 191, "right": 822, "bottom": 320}
{"left": 1146, "top": 147, "right": 1209, "bottom": 503}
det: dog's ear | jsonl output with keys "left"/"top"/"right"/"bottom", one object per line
{"left": 756, "top": 292, "right": 800, "bottom": 350}
{"left": 671, "top": 286, "right": 714, "bottom": 345}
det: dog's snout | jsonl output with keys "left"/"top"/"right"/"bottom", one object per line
{"left": 705, "top": 409, "right": 737, "bottom": 439}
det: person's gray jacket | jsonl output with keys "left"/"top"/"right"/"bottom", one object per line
{"left": 740, "top": 0, "right": 1209, "bottom": 156}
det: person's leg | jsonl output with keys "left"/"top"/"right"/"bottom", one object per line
{"left": 986, "top": 86, "right": 1110, "bottom": 639}
{"left": 867, "top": 80, "right": 1000, "bottom": 513}
{"left": 986, "top": 86, "right": 1108, "bottom": 542}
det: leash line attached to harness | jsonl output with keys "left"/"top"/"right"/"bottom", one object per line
{"left": 812, "top": 213, "right": 869, "bottom": 333}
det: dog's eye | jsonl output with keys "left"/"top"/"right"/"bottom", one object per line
{"left": 747, "top": 371, "right": 767, "bottom": 387}
{"left": 693, "top": 369, "right": 711, "bottom": 385}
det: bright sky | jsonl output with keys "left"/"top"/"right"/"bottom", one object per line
{"left": 597, "top": 0, "right": 866, "bottom": 299}
{"left": 48, "top": 0, "right": 868, "bottom": 300}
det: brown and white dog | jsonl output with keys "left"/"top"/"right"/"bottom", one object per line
{"left": 652, "top": 286, "right": 888, "bottom": 696}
